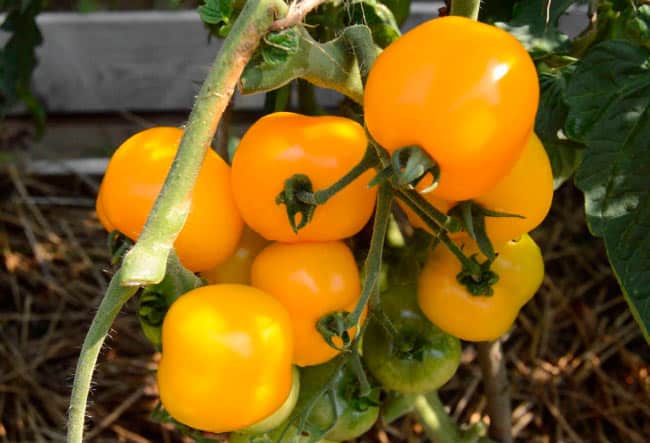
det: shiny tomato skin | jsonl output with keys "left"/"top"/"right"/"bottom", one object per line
{"left": 473, "top": 133, "right": 554, "bottom": 243}
{"left": 417, "top": 234, "right": 544, "bottom": 341}
{"left": 365, "top": 16, "right": 539, "bottom": 201}
{"left": 231, "top": 112, "right": 377, "bottom": 242}
{"left": 157, "top": 284, "right": 294, "bottom": 433}
{"left": 251, "top": 241, "right": 363, "bottom": 367}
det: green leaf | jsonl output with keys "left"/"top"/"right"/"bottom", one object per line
{"left": 609, "top": 4, "right": 650, "bottom": 49}
{"left": 199, "top": 0, "right": 233, "bottom": 24}
{"left": 379, "top": 0, "right": 410, "bottom": 26}
{"left": 566, "top": 40, "right": 650, "bottom": 342}
{"left": 339, "top": 0, "right": 400, "bottom": 48}
{"left": 198, "top": 0, "right": 243, "bottom": 38}
{"left": 241, "top": 25, "right": 377, "bottom": 105}
{"left": 0, "top": 0, "right": 45, "bottom": 133}
{"left": 260, "top": 28, "right": 301, "bottom": 66}
{"left": 535, "top": 66, "right": 585, "bottom": 188}
{"left": 496, "top": 0, "right": 573, "bottom": 58}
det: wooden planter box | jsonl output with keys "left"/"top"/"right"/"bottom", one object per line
{"left": 1, "top": 3, "right": 589, "bottom": 115}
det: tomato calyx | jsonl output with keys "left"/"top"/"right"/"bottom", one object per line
{"left": 316, "top": 311, "right": 353, "bottom": 351}
{"left": 456, "top": 254, "right": 499, "bottom": 296}
{"left": 275, "top": 173, "right": 316, "bottom": 233}
{"left": 390, "top": 145, "right": 440, "bottom": 192}
{"left": 275, "top": 146, "right": 379, "bottom": 233}
{"left": 394, "top": 332, "right": 431, "bottom": 361}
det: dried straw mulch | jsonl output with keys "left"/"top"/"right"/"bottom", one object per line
{"left": 0, "top": 165, "right": 648, "bottom": 443}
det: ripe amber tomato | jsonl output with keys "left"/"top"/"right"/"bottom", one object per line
{"left": 231, "top": 112, "right": 377, "bottom": 242}
{"left": 97, "top": 127, "right": 243, "bottom": 272}
{"left": 473, "top": 133, "right": 554, "bottom": 243}
{"left": 251, "top": 241, "right": 363, "bottom": 366}
{"left": 401, "top": 134, "right": 553, "bottom": 244}
{"left": 201, "top": 226, "right": 268, "bottom": 285}
{"left": 157, "top": 284, "right": 294, "bottom": 432}
{"left": 417, "top": 234, "right": 544, "bottom": 341}
{"left": 365, "top": 16, "right": 539, "bottom": 201}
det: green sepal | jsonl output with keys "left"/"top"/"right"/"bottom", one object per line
{"left": 456, "top": 254, "right": 499, "bottom": 297}
{"left": 275, "top": 173, "right": 316, "bottom": 233}
{"left": 136, "top": 252, "right": 204, "bottom": 349}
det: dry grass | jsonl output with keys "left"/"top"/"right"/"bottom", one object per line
{"left": 0, "top": 165, "right": 648, "bottom": 442}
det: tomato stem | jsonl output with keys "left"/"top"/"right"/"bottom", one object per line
{"left": 350, "top": 346, "right": 372, "bottom": 397}
{"left": 346, "top": 182, "right": 393, "bottom": 333}
{"left": 414, "top": 392, "right": 462, "bottom": 443}
{"left": 394, "top": 187, "right": 460, "bottom": 232}
{"left": 297, "top": 146, "right": 379, "bottom": 205}
{"left": 478, "top": 340, "right": 513, "bottom": 443}
{"left": 450, "top": 0, "right": 481, "bottom": 20}
{"left": 67, "top": 270, "right": 138, "bottom": 443}
{"left": 120, "top": 0, "right": 289, "bottom": 287}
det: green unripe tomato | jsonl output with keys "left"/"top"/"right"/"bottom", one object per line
{"left": 363, "top": 279, "right": 461, "bottom": 394}
{"left": 298, "top": 358, "right": 380, "bottom": 441}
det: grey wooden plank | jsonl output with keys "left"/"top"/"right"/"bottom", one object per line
{"left": 1, "top": 3, "right": 588, "bottom": 114}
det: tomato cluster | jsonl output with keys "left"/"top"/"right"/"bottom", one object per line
{"left": 96, "top": 15, "right": 551, "bottom": 441}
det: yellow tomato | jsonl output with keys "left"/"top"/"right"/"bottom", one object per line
{"left": 474, "top": 133, "right": 554, "bottom": 243}
{"left": 231, "top": 113, "right": 377, "bottom": 242}
{"left": 97, "top": 127, "right": 243, "bottom": 272}
{"left": 157, "top": 284, "right": 294, "bottom": 432}
{"left": 251, "top": 241, "right": 363, "bottom": 366}
{"left": 365, "top": 16, "right": 539, "bottom": 201}
{"left": 201, "top": 226, "right": 268, "bottom": 285}
{"left": 417, "top": 234, "right": 544, "bottom": 341}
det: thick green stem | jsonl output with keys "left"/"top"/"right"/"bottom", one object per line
{"left": 414, "top": 392, "right": 461, "bottom": 443}
{"left": 382, "top": 392, "right": 416, "bottom": 424}
{"left": 120, "top": 0, "right": 287, "bottom": 286}
{"left": 450, "top": 0, "right": 481, "bottom": 20}
{"left": 67, "top": 270, "right": 137, "bottom": 443}
{"left": 347, "top": 182, "right": 392, "bottom": 328}
{"left": 297, "top": 79, "right": 325, "bottom": 115}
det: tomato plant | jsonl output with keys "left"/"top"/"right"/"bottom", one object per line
{"left": 53, "top": 0, "right": 650, "bottom": 442}
{"left": 293, "top": 358, "right": 380, "bottom": 441}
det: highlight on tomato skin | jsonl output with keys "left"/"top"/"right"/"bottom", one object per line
{"left": 96, "top": 126, "right": 244, "bottom": 272}
{"left": 231, "top": 112, "right": 377, "bottom": 243}
{"left": 157, "top": 284, "right": 294, "bottom": 433}
{"left": 364, "top": 15, "right": 539, "bottom": 201}
{"left": 250, "top": 240, "right": 364, "bottom": 367}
